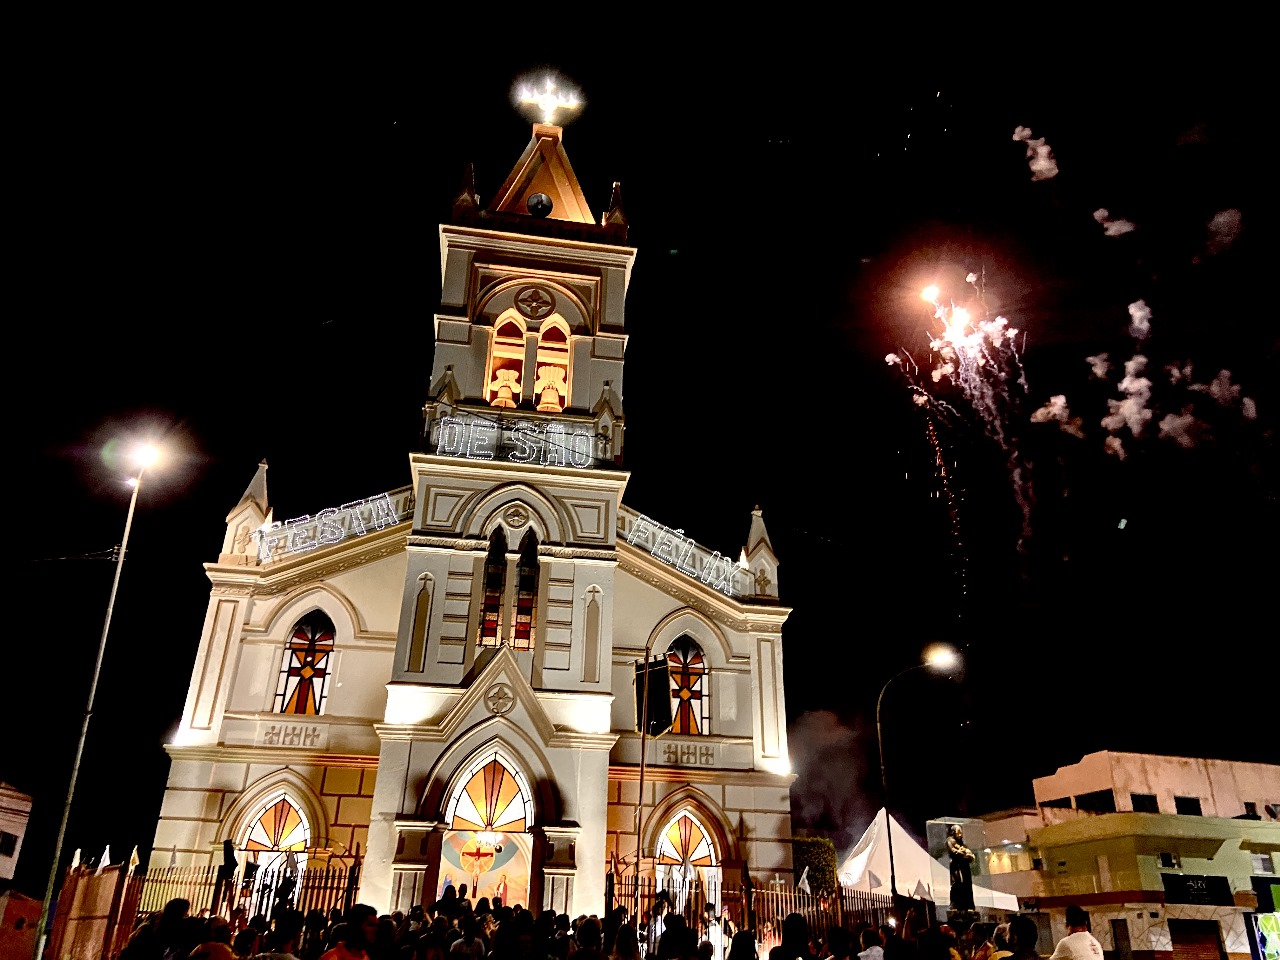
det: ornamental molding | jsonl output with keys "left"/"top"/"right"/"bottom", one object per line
{"left": 373, "top": 721, "right": 617, "bottom": 751}
{"left": 485, "top": 683, "right": 516, "bottom": 716}
{"left": 514, "top": 286, "right": 555, "bottom": 320}
{"left": 405, "top": 538, "right": 616, "bottom": 561}
{"left": 258, "top": 537, "right": 407, "bottom": 596}
{"left": 615, "top": 553, "right": 791, "bottom": 632}
{"left": 538, "top": 545, "right": 616, "bottom": 561}
{"left": 407, "top": 535, "right": 489, "bottom": 551}
{"left": 163, "top": 742, "right": 380, "bottom": 768}
{"left": 616, "top": 556, "right": 737, "bottom": 627}
{"left": 607, "top": 763, "right": 796, "bottom": 787}
{"left": 210, "top": 585, "right": 254, "bottom": 597}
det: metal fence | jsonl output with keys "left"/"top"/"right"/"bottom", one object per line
{"left": 610, "top": 876, "right": 894, "bottom": 950}
{"left": 47, "top": 860, "right": 362, "bottom": 960}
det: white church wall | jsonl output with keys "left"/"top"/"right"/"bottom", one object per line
{"left": 151, "top": 757, "right": 376, "bottom": 870}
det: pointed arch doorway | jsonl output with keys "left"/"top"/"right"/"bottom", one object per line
{"left": 438, "top": 750, "right": 534, "bottom": 909}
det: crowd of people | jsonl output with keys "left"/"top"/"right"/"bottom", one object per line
{"left": 116, "top": 882, "right": 1096, "bottom": 960}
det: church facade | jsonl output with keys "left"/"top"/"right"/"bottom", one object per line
{"left": 150, "top": 118, "right": 795, "bottom": 919}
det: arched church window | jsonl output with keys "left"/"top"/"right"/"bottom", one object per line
{"left": 445, "top": 751, "right": 533, "bottom": 885}
{"left": 479, "top": 529, "right": 508, "bottom": 647}
{"left": 667, "top": 635, "right": 709, "bottom": 735}
{"left": 533, "top": 321, "right": 569, "bottom": 412}
{"left": 242, "top": 791, "right": 310, "bottom": 871}
{"left": 487, "top": 318, "right": 526, "bottom": 409}
{"left": 656, "top": 810, "right": 717, "bottom": 878}
{"left": 275, "top": 610, "right": 335, "bottom": 715}
{"left": 445, "top": 751, "right": 533, "bottom": 837}
{"left": 512, "top": 531, "right": 539, "bottom": 651}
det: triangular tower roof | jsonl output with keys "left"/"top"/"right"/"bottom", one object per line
{"left": 489, "top": 123, "right": 595, "bottom": 224}
{"left": 227, "top": 460, "right": 269, "bottom": 522}
{"left": 747, "top": 505, "right": 774, "bottom": 554}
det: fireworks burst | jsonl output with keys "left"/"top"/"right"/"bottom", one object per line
{"left": 888, "top": 270, "right": 1036, "bottom": 555}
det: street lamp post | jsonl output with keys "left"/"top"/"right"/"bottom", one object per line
{"left": 35, "top": 445, "right": 160, "bottom": 960}
{"left": 875, "top": 643, "right": 959, "bottom": 917}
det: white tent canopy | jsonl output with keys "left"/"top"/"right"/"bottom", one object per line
{"left": 838, "top": 808, "right": 1019, "bottom": 911}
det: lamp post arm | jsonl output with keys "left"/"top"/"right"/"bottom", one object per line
{"left": 875, "top": 663, "right": 925, "bottom": 802}
{"left": 36, "top": 469, "right": 144, "bottom": 960}
{"left": 875, "top": 662, "right": 926, "bottom": 904}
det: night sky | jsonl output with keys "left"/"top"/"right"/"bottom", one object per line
{"left": 8, "top": 45, "right": 1274, "bottom": 900}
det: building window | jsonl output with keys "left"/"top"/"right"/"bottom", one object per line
{"left": 242, "top": 792, "right": 310, "bottom": 871}
{"left": 667, "top": 635, "right": 709, "bottom": 735}
{"left": 656, "top": 810, "right": 718, "bottom": 889}
{"left": 0, "top": 832, "right": 16, "bottom": 857}
{"left": 533, "top": 322, "right": 570, "bottom": 412}
{"left": 511, "top": 532, "right": 539, "bottom": 651}
{"left": 1251, "top": 852, "right": 1276, "bottom": 875}
{"left": 1159, "top": 851, "right": 1181, "bottom": 869}
{"left": 445, "top": 751, "right": 533, "bottom": 839}
{"left": 479, "top": 529, "right": 508, "bottom": 647}
{"left": 275, "top": 610, "right": 335, "bottom": 715}
{"left": 487, "top": 319, "right": 526, "bottom": 408}
{"left": 1041, "top": 797, "right": 1072, "bottom": 809}
{"left": 1174, "top": 796, "right": 1203, "bottom": 816}
{"left": 1131, "top": 793, "right": 1159, "bottom": 813}
{"left": 1244, "top": 802, "right": 1258, "bottom": 818}
{"left": 1076, "top": 790, "right": 1117, "bottom": 814}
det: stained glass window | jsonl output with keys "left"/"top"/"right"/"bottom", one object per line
{"left": 275, "top": 610, "right": 335, "bottom": 715}
{"left": 656, "top": 811, "right": 716, "bottom": 868}
{"left": 479, "top": 529, "right": 508, "bottom": 647}
{"left": 243, "top": 792, "right": 310, "bottom": 867}
{"left": 512, "top": 532, "right": 539, "bottom": 650}
{"left": 667, "top": 635, "right": 708, "bottom": 735}
{"left": 445, "top": 751, "right": 532, "bottom": 836}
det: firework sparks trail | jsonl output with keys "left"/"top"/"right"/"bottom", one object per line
{"left": 887, "top": 271, "right": 1036, "bottom": 553}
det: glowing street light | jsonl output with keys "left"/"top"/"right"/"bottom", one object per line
{"left": 36, "top": 442, "right": 164, "bottom": 960}
{"left": 875, "top": 643, "right": 961, "bottom": 914}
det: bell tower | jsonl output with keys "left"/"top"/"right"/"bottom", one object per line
{"left": 425, "top": 119, "right": 632, "bottom": 471}
{"left": 363, "top": 114, "right": 635, "bottom": 914}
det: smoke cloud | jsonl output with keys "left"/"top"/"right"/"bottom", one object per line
{"left": 788, "top": 710, "right": 876, "bottom": 853}
{"left": 1013, "top": 126, "right": 1059, "bottom": 180}
{"left": 1030, "top": 394, "right": 1086, "bottom": 439}
{"left": 1206, "top": 208, "right": 1242, "bottom": 255}
{"left": 1127, "top": 300, "right": 1152, "bottom": 340}
{"left": 1093, "top": 208, "right": 1137, "bottom": 236}
{"left": 1101, "top": 355, "right": 1153, "bottom": 457}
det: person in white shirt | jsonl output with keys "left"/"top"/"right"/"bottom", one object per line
{"left": 857, "top": 928, "right": 885, "bottom": 960}
{"left": 645, "top": 893, "right": 670, "bottom": 960}
{"left": 1050, "top": 905, "right": 1104, "bottom": 960}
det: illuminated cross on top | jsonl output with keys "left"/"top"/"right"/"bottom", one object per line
{"left": 520, "top": 78, "right": 580, "bottom": 125}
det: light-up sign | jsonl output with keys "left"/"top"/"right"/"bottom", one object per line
{"left": 435, "top": 413, "right": 597, "bottom": 469}
{"left": 254, "top": 490, "right": 413, "bottom": 562}
{"left": 626, "top": 512, "right": 748, "bottom": 598}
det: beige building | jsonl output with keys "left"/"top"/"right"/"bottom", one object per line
{"left": 977, "top": 751, "right": 1280, "bottom": 960}
{"left": 0, "top": 781, "right": 32, "bottom": 883}
{"left": 147, "top": 116, "right": 795, "bottom": 920}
